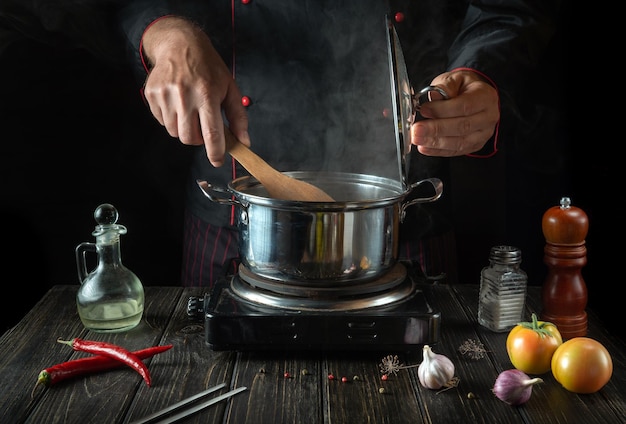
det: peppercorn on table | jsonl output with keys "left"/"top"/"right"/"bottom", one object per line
{"left": 1, "top": 284, "right": 624, "bottom": 424}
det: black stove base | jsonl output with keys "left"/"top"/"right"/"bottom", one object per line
{"left": 188, "top": 274, "right": 441, "bottom": 352}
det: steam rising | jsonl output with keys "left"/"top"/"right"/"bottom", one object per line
{"left": 245, "top": 3, "right": 399, "bottom": 182}
{"left": 243, "top": 1, "right": 461, "bottom": 187}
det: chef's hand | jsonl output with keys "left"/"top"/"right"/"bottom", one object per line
{"left": 141, "top": 16, "right": 250, "bottom": 167}
{"left": 411, "top": 69, "right": 499, "bottom": 157}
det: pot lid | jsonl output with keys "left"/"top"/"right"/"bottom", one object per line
{"left": 387, "top": 22, "right": 415, "bottom": 189}
{"left": 387, "top": 21, "right": 448, "bottom": 189}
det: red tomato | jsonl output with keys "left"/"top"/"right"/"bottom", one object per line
{"left": 551, "top": 337, "right": 613, "bottom": 394}
{"left": 506, "top": 313, "right": 563, "bottom": 375}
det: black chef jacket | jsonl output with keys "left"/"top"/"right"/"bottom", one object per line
{"left": 0, "top": 0, "right": 567, "bottom": 288}
{"left": 118, "top": 0, "right": 559, "bottom": 232}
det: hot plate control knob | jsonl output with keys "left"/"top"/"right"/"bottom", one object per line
{"left": 187, "top": 296, "right": 205, "bottom": 321}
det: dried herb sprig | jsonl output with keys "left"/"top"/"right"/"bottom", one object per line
{"left": 458, "top": 338, "right": 488, "bottom": 360}
{"left": 437, "top": 376, "right": 460, "bottom": 394}
{"left": 379, "top": 354, "right": 419, "bottom": 376}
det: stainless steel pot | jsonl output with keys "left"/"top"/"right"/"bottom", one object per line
{"left": 197, "top": 171, "right": 442, "bottom": 286}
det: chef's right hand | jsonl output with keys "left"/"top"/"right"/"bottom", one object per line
{"left": 140, "top": 16, "right": 250, "bottom": 167}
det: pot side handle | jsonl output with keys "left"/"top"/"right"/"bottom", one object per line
{"left": 196, "top": 179, "right": 245, "bottom": 208}
{"left": 399, "top": 177, "right": 443, "bottom": 222}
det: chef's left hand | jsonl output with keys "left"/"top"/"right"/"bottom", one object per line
{"left": 411, "top": 69, "right": 499, "bottom": 157}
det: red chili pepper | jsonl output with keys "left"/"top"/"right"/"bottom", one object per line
{"left": 37, "top": 344, "right": 172, "bottom": 388}
{"left": 57, "top": 338, "right": 153, "bottom": 387}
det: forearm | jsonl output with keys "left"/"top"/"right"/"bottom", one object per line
{"left": 117, "top": 0, "right": 171, "bottom": 80}
{"left": 117, "top": 0, "right": 217, "bottom": 82}
{"left": 447, "top": 0, "right": 561, "bottom": 94}
{"left": 143, "top": 16, "right": 218, "bottom": 73}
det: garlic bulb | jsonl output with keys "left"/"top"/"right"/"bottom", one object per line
{"left": 418, "top": 345, "right": 455, "bottom": 390}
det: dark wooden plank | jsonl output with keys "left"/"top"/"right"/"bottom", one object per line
{"left": 0, "top": 286, "right": 87, "bottom": 423}
{"left": 20, "top": 287, "right": 179, "bottom": 424}
{"left": 412, "top": 283, "right": 527, "bottom": 424}
{"left": 524, "top": 286, "right": 626, "bottom": 423}
{"left": 2, "top": 284, "right": 624, "bottom": 424}
{"left": 123, "top": 287, "right": 239, "bottom": 424}
{"left": 324, "top": 351, "right": 425, "bottom": 424}
{"left": 452, "top": 284, "right": 626, "bottom": 424}
{"left": 228, "top": 351, "right": 323, "bottom": 424}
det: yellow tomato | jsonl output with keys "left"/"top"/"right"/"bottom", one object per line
{"left": 506, "top": 313, "right": 562, "bottom": 375}
{"left": 551, "top": 337, "right": 613, "bottom": 394}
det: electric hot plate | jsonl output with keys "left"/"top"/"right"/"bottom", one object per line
{"left": 187, "top": 261, "right": 441, "bottom": 351}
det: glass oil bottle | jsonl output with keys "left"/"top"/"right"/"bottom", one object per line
{"left": 75, "top": 203, "right": 144, "bottom": 332}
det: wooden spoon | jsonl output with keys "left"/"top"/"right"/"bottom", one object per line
{"left": 223, "top": 125, "right": 334, "bottom": 202}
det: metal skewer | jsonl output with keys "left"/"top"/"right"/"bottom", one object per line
{"left": 130, "top": 383, "right": 247, "bottom": 424}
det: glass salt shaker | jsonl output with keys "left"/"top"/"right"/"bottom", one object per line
{"left": 75, "top": 203, "right": 144, "bottom": 332}
{"left": 478, "top": 245, "right": 527, "bottom": 332}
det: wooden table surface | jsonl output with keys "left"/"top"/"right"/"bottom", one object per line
{"left": 1, "top": 283, "right": 624, "bottom": 424}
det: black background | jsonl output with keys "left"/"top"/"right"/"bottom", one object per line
{"left": 1, "top": 5, "right": 619, "bottom": 339}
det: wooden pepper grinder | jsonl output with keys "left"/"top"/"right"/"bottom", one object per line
{"left": 541, "top": 197, "right": 589, "bottom": 339}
